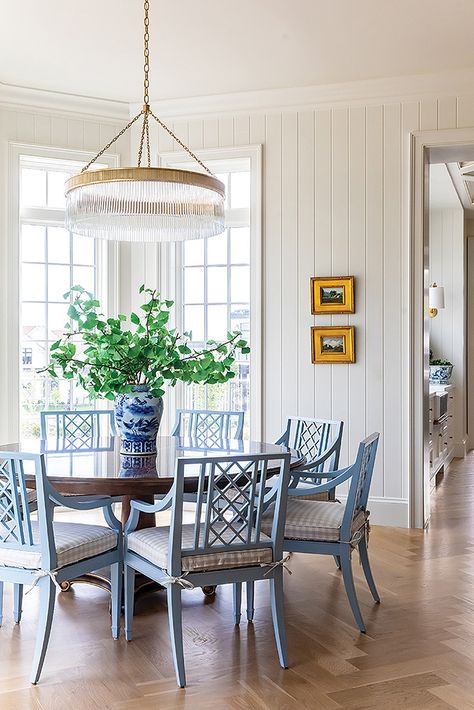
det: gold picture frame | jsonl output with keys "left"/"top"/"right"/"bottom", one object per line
{"left": 310, "top": 276, "right": 355, "bottom": 314}
{"left": 311, "top": 326, "right": 355, "bottom": 364}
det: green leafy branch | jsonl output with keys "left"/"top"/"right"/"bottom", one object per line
{"left": 38, "top": 285, "right": 250, "bottom": 400}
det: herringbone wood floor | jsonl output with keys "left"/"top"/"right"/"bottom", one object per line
{"left": 2, "top": 455, "right": 474, "bottom": 709}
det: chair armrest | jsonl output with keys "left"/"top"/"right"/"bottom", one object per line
{"left": 288, "top": 465, "right": 354, "bottom": 496}
{"left": 47, "top": 488, "right": 122, "bottom": 531}
{"left": 125, "top": 485, "right": 175, "bottom": 533}
{"left": 48, "top": 489, "right": 121, "bottom": 510}
{"left": 291, "top": 439, "right": 341, "bottom": 474}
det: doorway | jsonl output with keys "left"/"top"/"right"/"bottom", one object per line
{"left": 411, "top": 129, "right": 474, "bottom": 527}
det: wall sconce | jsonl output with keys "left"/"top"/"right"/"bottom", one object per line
{"left": 429, "top": 282, "right": 445, "bottom": 318}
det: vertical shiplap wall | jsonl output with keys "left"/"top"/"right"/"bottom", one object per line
{"left": 153, "top": 93, "right": 474, "bottom": 520}
{"left": 0, "top": 104, "right": 130, "bottom": 442}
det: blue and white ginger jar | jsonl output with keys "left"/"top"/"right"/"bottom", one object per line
{"left": 114, "top": 385, "right": 163, "bottom": 454}
{"left": 429, "top": 364, "right": 453, "bottom": 385}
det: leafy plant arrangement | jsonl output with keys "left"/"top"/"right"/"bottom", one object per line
{"left": 39, "top": 285, "right": 250, "bottom": 400}
{"left": 429, "top": 358, "right": 453, "bottom": 366}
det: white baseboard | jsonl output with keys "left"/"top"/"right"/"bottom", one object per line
{"left": 337, "top": 495, "right": 409, "bottom": 528}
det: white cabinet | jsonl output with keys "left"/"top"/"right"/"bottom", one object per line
{"left": 429, "top": 384, "right": 455, "bottom": 487}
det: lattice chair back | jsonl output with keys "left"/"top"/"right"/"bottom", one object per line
{"left": 277, "top": 417, "right": 343, "bottom": 482}
{"left": 0, "top": 452, "right": 56, "bottom": 569}
{"left": 340, "top": 433, "right": 379, "bottom": 541}
{"left": 170, "top": 409, "right": 245, "bottom": 443}
{"left": 167, "top": 452, "right": 291, "bottom": 577}
{"left": 40, "top": 409, "right": 117, "bottom": 440}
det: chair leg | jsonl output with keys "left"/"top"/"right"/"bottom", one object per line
{"left": 110, "top": 562, "right": 121, "bottom": 639}
{"left": 358, "top": 537, "right": 380, "bottom": 603}
{"left": 333, "top": 555, "right": 341, "bottom": 570}
{"left": 0, "top": 581, "right": 3, "bottom": 626}
{"left": 270, "top": 568, "right": 288, "bottom": 669}
{"left": 167, "top": 584, "right": 186, "bottom": 688}
{"left": 340, "top": 549, "right": 366, "bottom": 633}
{"left": 30, "top": 577, "right": 56, "bottom": 684}
{"left": 13, "top": 584, "right": 23, "bottom": 624}
{"left": 124, "top": 565, "right": 135, "bottom": 642}
{"left": 246, "top": 581, "right": 255, "bottom": 622}
{"left": 233, "top": 582, "right": 242, "bottom": 624}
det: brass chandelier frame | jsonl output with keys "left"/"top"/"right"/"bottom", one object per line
{"left": 65, "top": 0, "right": 224, "bottom": 215}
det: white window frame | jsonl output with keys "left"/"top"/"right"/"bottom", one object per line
{"left": 7, "top": 143, "right": 120, "bottom": 440}
{"left": 159, "top": 146, "right": 262, "bottom": 439}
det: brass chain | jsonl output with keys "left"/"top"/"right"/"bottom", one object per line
{"left": 149, "top": 109, "right": 214, "bottom": 176}
{"left": 137, "top": 113, "right": 147, "bottom": 167}
{"left": 143, "top": 0, "right": 150, "bottom": 107}
{"left": 137, "top": 111, "right": 152, "bottom": 167}
{"left": 145, "top": 114, "right": 151, "bottom": 167}
{"left": 80, "top": 0, "right": 214, "bottom": 177}
{"left": 81, "top": 110, "right": 144, "bottom": 173}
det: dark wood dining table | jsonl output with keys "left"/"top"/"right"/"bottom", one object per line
{"left": 0, "top": 436, "right": 304, "bottom": 598}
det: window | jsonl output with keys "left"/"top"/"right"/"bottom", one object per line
{"left": 19, "top": 157, "right": 101, "bottom": 437}
{"left": 180, "top": 162, "right": 255, "bottom": 436}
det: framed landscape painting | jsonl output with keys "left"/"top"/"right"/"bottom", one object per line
{"left": 310, "top": 276, "right": 355, "bottom": 314}
{"left": 311, "top": 326, "right": 355, "bottom": 364}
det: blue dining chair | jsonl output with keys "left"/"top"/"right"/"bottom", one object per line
{"left": 171, "top": 409, "right": 245, "bottom": 442}
{"left": 276, "top": 417, "right": 344, "bottom": 500}
{"left": 260, "top": 433, "right": 380, "bottom": 633}
{"left": 40, "top": 409, "right": 117, "bottom": 439}
{"left": 0, "top": 450, "right": 122, "bottom": 684}
{"left": 121, "top": 450, "right": 291, "bottom": 688}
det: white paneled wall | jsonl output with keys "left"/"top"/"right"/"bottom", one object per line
{"left": 128, "top": 91, "right": 474, "bottom": 526}
{"left": 0, "top": 102, "right": 130, "bottom": 443}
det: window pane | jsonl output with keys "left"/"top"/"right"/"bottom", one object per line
{"left": 73, "top": 266, "right": 95, "bottom": 294}
{"left": 21, "top": 341, "right": 47, "bottom": 371}
{"left": 48, "top": 227, "right": 70, "bottom": 264}
{"left": 48, "top": 303, "right": 70, "bottom": 340}
{"left": 185, "top": 305, "right": 204, "bottom": 341}
{"left": 207, "top": 267, "right": 227, "bottom": 303}
{"left": 48, "top": 265, "right": 71, "bottom": 302}
{"left": 21, "top": 168, "right": 46, "bottom": 207}
{"left": 184, "top": 238, "right": 204, "bottom": 266}
{"left": 73, "top": 234, "right": 95, "bottom": 265}
{"left": 230, "top": 266, "right": 250, "bottom": 302}
{"left": 230, "top": 227, "right": 250, "bottom": 264}
{"left": 230, "top": 172, "right": 250, "bottom": 208}
{"left": 206, "top": 383, "right": 226, "bottom": 411}
{"left": 184, "top": 267, "right": 204, "bottom": 304}
{"left": 207, "top": 231, "right": 227, "bottom": 265}
{"left": 21, "top": 375, "right": 46, "bottom": 437}
{"left": 207, "top": 305, "right": 227, "bottom": 341}
{"left": 50, "top": 379, "right": 72, "bottom": 409}
{"left": 22, "top": 225, "right": 45, "bottom": 262}
{"left": 47, "top": 171, "right": 69, "bottom": 208}
{"left": 22, "top": 303, "right": 46, "bottom": 340}
{"left": 22, "top": 263, "right": 46, "bottom": 301}
{"left": 72, "top": 380, "right": 91, "bottom": 408}
{"left": 230, "top": 305, "right": 250, "bottom": 341}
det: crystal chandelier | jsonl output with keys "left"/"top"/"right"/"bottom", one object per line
{"left": 65, "top": 1, "right": 225, "bottom": 242}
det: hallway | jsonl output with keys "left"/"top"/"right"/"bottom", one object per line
{"left": 1, "top": 457, "right": 474, "bottom": 708}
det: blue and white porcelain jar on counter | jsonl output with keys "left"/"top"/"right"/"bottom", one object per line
{"left": 114, "top": 385, "right": 164, "bottom": 454}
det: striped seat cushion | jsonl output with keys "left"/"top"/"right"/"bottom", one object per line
{"left": 261, "top": 499, "right": 367, "bottom": 542}
{"left": 0, "top": 521, "right": 118, "bottom": 570}
{"left": 127, "top": 524, "right": 273, "bottom": 573}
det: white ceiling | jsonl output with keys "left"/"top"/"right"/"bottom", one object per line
{"left": 2, "top": 0, "right": 474, "bottom": 103}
